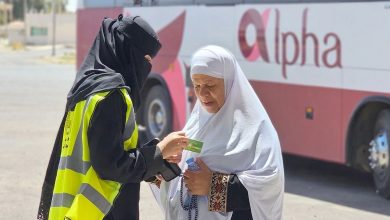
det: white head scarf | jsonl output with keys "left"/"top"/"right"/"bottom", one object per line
{"left": 154, "top": 45, "right": 284, "bottom": 220}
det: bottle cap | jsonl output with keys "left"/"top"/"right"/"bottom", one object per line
{"left": 186, "top": 157, "right": 195, "bottom": 164}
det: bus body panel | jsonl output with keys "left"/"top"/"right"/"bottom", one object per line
{"left": 76, "top": 7, "right": 123, "bottom": 68}
{"left": 77, "top": 2, "right": 390, "bottom": 165}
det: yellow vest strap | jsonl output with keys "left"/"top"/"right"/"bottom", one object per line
{"left": 51, "top": 183, "right": 112, "bottom": 215}
{"left": 78, "top": 183, "right": 112, "bottom": 214}
{"left": 58, "top": 155, "right": 91, "bottom": 175}
{"left": 58, "top": 98, "right": 91, "bottom": 175}
{"left": 51, "top": 193, "right": 74, "bottom": 208}
{"left": 123, "top": 107, "right": 136, "bottom": 141}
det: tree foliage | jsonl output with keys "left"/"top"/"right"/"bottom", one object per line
{"left": 11, "top": 0, "right": 67, "bottom": 20}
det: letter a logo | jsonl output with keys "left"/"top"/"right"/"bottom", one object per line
{"left": 238, "top": 9, "right": 271, "bottom": 62}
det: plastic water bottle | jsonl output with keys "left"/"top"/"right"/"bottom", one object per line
{"left": 183, "top": 157, "right": 199, "bottom": 206}
{"left": 186, "top": 157, "right": 200, "bottom": 171}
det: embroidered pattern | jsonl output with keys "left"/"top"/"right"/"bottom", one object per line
{"left": 208, "top": 172, "right": 229, "bottom": 212}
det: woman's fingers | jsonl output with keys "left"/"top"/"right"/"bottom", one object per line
{"left": 173, "top": 131, "right": 188, "bottom": 148}
{"left": 183, "top": 171, "right": 197, "bottom": 184}
{"left": 166, "top": 159, "right": 177, "bottom": 163}
{"left": 184, "top": 174, "right": 204, "bottom": 195}
{"left": 158, "top": 131, "right": 188, "bottom": 158}
{"left": 177, "top": 137, "right": 188, "bottom": 148}
{"left": 185, "top": 184, "right": 192, "bottom": 194}
{"left": 175, "top": 130, "right": 186, "bottom": 136}
{"left": 166, "top": 154, "right": 182, "bottom": 163}
{"left": 182, "top": 158, "right": 212, "bottom": 196}
{"left": 156, "top": 174, "right": 164, "bottom": 181}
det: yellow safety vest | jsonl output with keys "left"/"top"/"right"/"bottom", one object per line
{"left": 49, "top": 88, "right": 138, "bottom": 220}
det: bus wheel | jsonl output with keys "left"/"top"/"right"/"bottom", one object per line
{"left": 369, "top": 109, "right": 390, "bottom": 199}
{"left": 143, "top": 85, "right": 172, "bottom": 141}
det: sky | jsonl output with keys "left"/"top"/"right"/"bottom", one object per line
{"left": 65, "top": 0, "right": 77, "bottom": 12}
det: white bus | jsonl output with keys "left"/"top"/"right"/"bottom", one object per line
{"left": 77, "top": 0, "right": 390, "bottom": 198}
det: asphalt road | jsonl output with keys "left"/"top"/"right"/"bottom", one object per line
{"left": 0, "top": 45, "right": 389, "bottom": 220}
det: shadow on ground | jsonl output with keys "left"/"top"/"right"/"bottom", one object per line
{"left": 284, "top": 154, "right": 390, "bottom": 216}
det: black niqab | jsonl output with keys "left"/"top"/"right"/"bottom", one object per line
{"left": 68, "top": 14, "right": 161, "bottom": 110}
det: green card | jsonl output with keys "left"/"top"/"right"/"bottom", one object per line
{"left": 185, "top": 139, "right": 203, "bottom": 153}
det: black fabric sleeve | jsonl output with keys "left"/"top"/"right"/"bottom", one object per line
{"left": 88, "top": 90, "right": 169, "bottom": 183}
{"left": 226, "top": 174, "right": 252, "bottom": 212}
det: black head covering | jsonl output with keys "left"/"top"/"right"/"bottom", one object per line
{"left": 67, "top": 14, "right": 162, "bottom": 110}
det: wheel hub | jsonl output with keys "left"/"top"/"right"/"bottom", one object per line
{"left": 369, "top": 132, "right": 389, "bottom": 173}
{"left": 147, "top": 99, "right": 166, "bottom": 137}
{"left": 155, "top": 111, "right": 163, "bottom": 125}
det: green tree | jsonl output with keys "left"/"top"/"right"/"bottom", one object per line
{"left": 46, "top": 0, "right": 67, "bottom": 13}
{"left": 11, "top": 0, "right": 67, "bottom": 20}
{"left": 12, "top": 0, "right": 23, "bottom": 20}
{"left": 30, "top": 0, "right": 46, "bottom": 12}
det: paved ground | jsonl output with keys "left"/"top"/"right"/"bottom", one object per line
{"left": 0, "top": 44, "right": 389, "bottom": 219}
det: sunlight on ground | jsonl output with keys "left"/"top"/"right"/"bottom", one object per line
{"left": 0, "top": 38, "right": 76, "bottom": 65}
{"left": 38, "top": 52, "right": 76, "bottom": 65}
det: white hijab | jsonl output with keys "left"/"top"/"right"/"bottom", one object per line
{"left": 153, "top": 45, "right": 284, "bottom": 220}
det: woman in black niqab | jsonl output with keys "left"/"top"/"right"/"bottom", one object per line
{"left": 68, "top": 14, "right": 161, "bottom": 110}
{"left": 37, "top": 14, "right": 161, "bottom": 220}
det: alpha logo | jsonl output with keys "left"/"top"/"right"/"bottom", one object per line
{"left": 239, "top": 8, "right": 342, "bottom": 79}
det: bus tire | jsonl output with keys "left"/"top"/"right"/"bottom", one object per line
{"left": 370, "top": 109, "right": 390, "bottom": 199}
{"left": 143, "top": 85, "right": 173, "bottom": 141}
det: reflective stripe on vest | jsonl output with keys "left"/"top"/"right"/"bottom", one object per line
{"left": 49, "top": 89, "right": 138, "bottom": 220}
{"left": 51, "top": 184, "right": 111, "bottom": 213}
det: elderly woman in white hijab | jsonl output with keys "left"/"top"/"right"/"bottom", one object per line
{"left": 152, "top": 45, "right": 284, "bottom": 220}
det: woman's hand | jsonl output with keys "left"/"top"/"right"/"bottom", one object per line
{"left": 157, "top": 131, "right": 188, "bottom": 159}
{"left": 166, "top": 153, "right": 182, "bottom": 164}
{"left": 183, "top": 158, "right": 212, "bottom": 196}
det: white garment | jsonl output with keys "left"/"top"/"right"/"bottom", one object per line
{"left": 153, "top": 45, "right": 284, "bottom": 220}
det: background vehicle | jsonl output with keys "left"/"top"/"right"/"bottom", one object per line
{"left": 77, "top": 0, "right": 390, "bottom": 198}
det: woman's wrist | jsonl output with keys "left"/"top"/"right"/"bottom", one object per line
{"left": 150, "top": 177, "right": 162, "bottom": 188}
